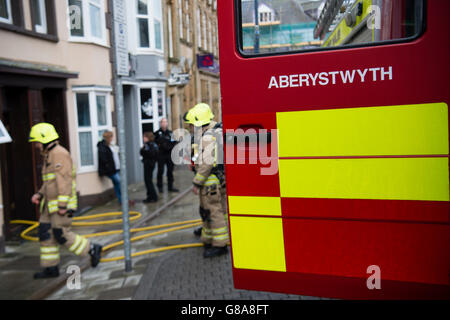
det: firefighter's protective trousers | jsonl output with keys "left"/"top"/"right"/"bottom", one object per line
{"left": 38, "top": 143, "right": 90, "bottom": 267}
{"left": 199, "top": 181, "right": 228, "bottom": 247}
{"left": 193, "top": 121, "right": 229, "bottom": 247}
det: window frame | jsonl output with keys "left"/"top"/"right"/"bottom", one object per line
{"left": 213, "top": 21, "right": 217, "bottom": 56}
{"left": 136, "top": 0, "right": 152, "bottom": 49}
{"left": 196, "top": 7, "right": 201, "bottom": 48}
{"left": 137, "top": 83, "right": 167, "bottom": 148}
{"left": 185, "top": 0, "right": 190, "bottom": 43}
{"left": 135, "top": 0, "right": 164, "bottom": 54}
{"left": 32, "top": 0, "right": 47, "bottom": 34}
{"left": 178, "top": 0, "right": 183, "bottom": 40}
{"left": 0, "top": 0, "right": 12, "bottom": 24}
{"left": 67, "top": 0, "right": 107, "bottom": 47}
{"left": 73, "top": 88, "right": 113, "bottom": 173}
{"left": 167, "top": 3, "right": 174, "bottom": 58}
{"left": 208, "top": 18, "right": 212, "bottom": 53}
{"left": 202, "top": 11, "right": 207, "bottom": 50}
{"left": 234, "top": 0, "right": 427, "bottom": 59}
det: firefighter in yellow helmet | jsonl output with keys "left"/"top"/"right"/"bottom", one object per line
{"left": 29, "top": 123, "right": 102, "bottom": 279}
{"left": 184, "top": 104, "right": 228, "bottom": 258}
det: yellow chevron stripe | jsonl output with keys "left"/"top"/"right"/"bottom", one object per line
{"left": 277, "top": 103, "right": 449, "bottom": 157}
{"left": 279, "top": 157, "right": 449, "bottom": 201}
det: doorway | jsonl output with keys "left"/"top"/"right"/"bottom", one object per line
{"left": 0, "top": 86, "right": 69, "bottom": 238}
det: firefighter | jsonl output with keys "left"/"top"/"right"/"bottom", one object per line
{"left": 183, "top": 104, "right": 228, "bottom": 258}
{"left": 29, "top": 123, "right": 102, "bottom": 279}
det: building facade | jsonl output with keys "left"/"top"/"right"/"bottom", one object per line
{"left": 165, "top": 0, "right": 220, "bottom": 131}
{"left": 120, "top": 0, "right": 221, "bottom": 185}
{"left": 116, "top": 0, "right": 169, "bottom": 184}
{"left": 0, "top": 0, "right": 116, "bottom": 248}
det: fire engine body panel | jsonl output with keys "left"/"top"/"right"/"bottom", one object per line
{"left": 218, "top": 0, "right": 450, "bottom": 299}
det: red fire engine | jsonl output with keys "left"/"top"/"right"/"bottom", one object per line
{"left": 218, "top": 0, "right": 449, "bottom": 299}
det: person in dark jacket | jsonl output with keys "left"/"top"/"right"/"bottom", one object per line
{"left": 97, "top": 131, "right": 122, "bottom": 204}
{"left": 154, "top": 118, "right": 179, "bottom": 193}
{"left": 140, "top": 132, "right": 159, "bottom": 203}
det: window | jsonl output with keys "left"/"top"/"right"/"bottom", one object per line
{"left": 157, "top": 89, "right": 164, "bottom": 117}
{"left": 178, "top": 0, "right": 182, "bottom": 39}
{"left": 167, "top": 4, "right": 174, "bottom": 57}
{"left": 74, "top": 90, "right": 112, "bottom": 171}
{"left": 185, "top": 0, "right": 190, "bottom": 42}
{"left": 238, "top": 0, "right": 425, "bottom": 56}
{"left": 69, "top": 0, "right": 84, "bottom": 37}
{"left": 88, "top": 0, "right": 102, "bottom": 38}
{"left": 202, "top": 11, "right": 207, "bottom": 49}
{"left": 139, "top": 86, "right": 166, "bottom": 140}
{"left": 68, "top": 0, "right": 106, "bottom": 44}
{"left": 213, "top": 22, "right": 217, "bottom": 56}
{"left": 136, "top": 0, "right": 163, "bottom": 51}
{"left": 31, "top": 0, "right": 47, "bottom": 34}
{"left": 140, "top": 88, "right": 153, "bottom": 121}
{"left": 0, "top": 0, "right": 12, "bottom": 24}
{"left": 196, "top": 7, "right": 201, "bottom": 48}
{"left": 154, "top": 0, "right": 162, "bottom": 49}
{"left": 137, "top": 0, "right": 150, "bottom": 47}
{"left": 208, "top": 19, "right": 212, "bottom": 52}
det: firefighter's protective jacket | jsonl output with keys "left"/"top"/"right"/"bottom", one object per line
{"left": 39, "top": 142, "right": 77, "bottom": 214}
{"left": 193, "top": 121, "right": 221, "bottom": 188}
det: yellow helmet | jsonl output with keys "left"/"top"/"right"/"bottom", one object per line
{"left": 29, "top": 123, "right": 59, "bottom": 144}
{"left": 183, "top": 103, "right": 214, "bottom": 127}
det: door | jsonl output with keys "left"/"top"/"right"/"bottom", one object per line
{"left": 218, "top": 0, "right": 449, "bottom": 299}
{"left": 0, "top": 87, "right": 38, "bottom": 225}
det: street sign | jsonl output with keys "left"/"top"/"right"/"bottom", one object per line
{"left": 197, "top": 54, "right": 220, "bottom": 74}
{"left": 168, "top": 73, "right": 190, "bottom": 86}
{"left": 197, "top": 54, "right": 214, "bottom": 69}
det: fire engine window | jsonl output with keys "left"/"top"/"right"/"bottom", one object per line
{"left": 237, "top": 0, "right": 424, "bottom": 56}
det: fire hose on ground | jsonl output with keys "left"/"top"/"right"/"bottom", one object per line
{"left": 10, "top": 211, "right": 205, "bottom": 263}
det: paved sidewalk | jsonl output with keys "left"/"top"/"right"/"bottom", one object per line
{"left": 133, "top": 248, "right": 319, "bottom": 300}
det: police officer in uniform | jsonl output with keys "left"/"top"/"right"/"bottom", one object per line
{"left": 29, "top": 123, "right": 102, "bottom": 279}
{"left": 184, "top": 104, "right": 228, "bottom": 258}
{"left": 154, "top": 118, "right": 179, "bottom": 193}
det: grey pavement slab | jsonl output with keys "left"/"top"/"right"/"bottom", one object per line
{"left": 133, "top": 248, "right": 308, "bottom": 300}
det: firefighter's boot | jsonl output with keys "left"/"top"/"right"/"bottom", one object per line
{"left": 89, "top": 244, "right": 103, "bottom": 267}
{"left": 203, "top": 246, "right": 228, "bottom": 258}
{"left": 33, "top": 266, "right": 59, "bottom": 279}
{"left": 193, "top": 227, "right": 202, "bottom": 237}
